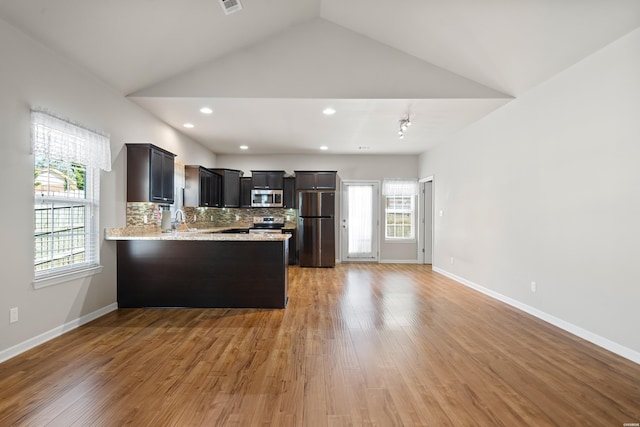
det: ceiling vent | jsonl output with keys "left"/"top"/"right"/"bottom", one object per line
{"left": 219, "top": 0, "right": 242, "bottom": 15}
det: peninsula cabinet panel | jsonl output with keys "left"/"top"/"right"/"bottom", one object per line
{"left": 116, "top": 240, "right": 288, "bottom": 308}
{"left": 127, "top": 143, "right": 176, "bottom": 203}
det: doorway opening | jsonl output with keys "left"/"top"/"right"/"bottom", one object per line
{"left": 420, "top": 177, "right": 434, "bottom": 264}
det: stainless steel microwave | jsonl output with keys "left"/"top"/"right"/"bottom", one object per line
{"left": 251, "top": 189, "right": 283, "bottom": 207}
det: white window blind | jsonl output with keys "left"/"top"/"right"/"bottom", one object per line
{"left": 382, "top": 179, "right": 418, "bottom": 196}
{"left": 32, "top": 109, "right": 111, "bottom": 285}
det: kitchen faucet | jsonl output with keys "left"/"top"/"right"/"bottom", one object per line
{"left": 172, "top": 209, "right": 185, "bottom": 231}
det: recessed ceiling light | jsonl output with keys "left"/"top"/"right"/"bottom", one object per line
{"left": 239, "top": 145, "right": 249, "bottom": 150}
{"left": 183, "top": 123, "right": 194, "bottom": 128}
{"left": 322, "top": 107, "right": 336, "bottom": 116}
{"left": 200, "top": 107, "right": 213, "bottom": 114}
{"left": 319, "top": 146, "right": 329, "bottom": 151}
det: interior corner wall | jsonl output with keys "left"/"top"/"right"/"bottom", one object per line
{"left": 418, "top": 28, "right": 640, "bottom": 355}
{"left": 0, "top": 17, "right": 215, "bottom": 358}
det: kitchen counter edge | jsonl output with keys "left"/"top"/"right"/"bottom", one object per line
{"left": 104, "top": 227, "right": 291, "bottom": 242}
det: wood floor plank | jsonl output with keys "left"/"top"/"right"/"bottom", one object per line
{"left": 1, "top": 264, "right": 639, "bottom": 426}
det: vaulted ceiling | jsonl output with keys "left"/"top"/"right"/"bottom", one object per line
{"left": 2, "top": 0, "right": 639, "bottom": 154}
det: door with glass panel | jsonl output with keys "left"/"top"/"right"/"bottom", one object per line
{"left": 340, "top": 181, "right": 379, "bottom": 262}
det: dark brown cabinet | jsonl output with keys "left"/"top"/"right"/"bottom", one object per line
{"left": 251, "top": 171, "right": 285, "bottom": 190}
{"left": 282, "top": 228, "right": 297, "bottom": 265}
{"left": 240, "top": 177, "right": 252, "bottom": 208}
{"left": 283, "top": 177, "right": 296, "bottom": 208}
{"left": 294, "top": 171, "right": 337, "bottom": 190}
{"left": 184, "top": 166, "right": 221, "bottom": 207}
{"left": 211, "top": 169, "right": 243, "bottom": 207}
{"left": 127, "top": 143, "right": 176, "bottom": 203}
{"left": 116, "top": 239, "right": 288, "bottom": 308}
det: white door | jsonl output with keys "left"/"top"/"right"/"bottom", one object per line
{"left": 341, "top": 181, "right": 379, "bottom": 262}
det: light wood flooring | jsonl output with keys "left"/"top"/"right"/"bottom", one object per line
{"left": 1, "top": 264, "right": 639, "bottom": 426}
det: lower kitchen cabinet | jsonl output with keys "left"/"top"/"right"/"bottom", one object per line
{"left": 282, "top": 228, "right": 297, "bottom": 265}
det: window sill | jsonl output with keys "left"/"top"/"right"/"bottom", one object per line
{"left": 33, "top": 265, "right": 104, "bottom": 290}
{"left": 384, "top": 239, "right": 417, "bottom": 244}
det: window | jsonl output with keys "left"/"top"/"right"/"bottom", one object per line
{"left": 383, "top": 179, "right": 418, "bottom": 240}
{"left": 32, "top": 109, "right": 111, "bottom": 288}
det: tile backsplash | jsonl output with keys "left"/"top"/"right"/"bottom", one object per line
{"left": 126, "top": 203, "right": 297, "bottom": 230}
{"left": 126, "top": 161, "right": 297, "bottom": 230}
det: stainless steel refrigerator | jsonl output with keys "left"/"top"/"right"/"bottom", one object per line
{"left": 298, "top": 191, "right": 335, "bottom": 267}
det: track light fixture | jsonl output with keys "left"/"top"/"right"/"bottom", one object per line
{"left": 398, "top": 116, "right": 411, "bottom": 139}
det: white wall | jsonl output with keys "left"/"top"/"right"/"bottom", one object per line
{"left": 0, "top": 18, "right": 215, "bottom": 358}
{"left": 216, "top": 154, "right": 419, "bottom": 262}
{"left": 419, "top": 28, "right": 640, "bottom": 356}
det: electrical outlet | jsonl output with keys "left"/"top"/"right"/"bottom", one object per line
{"left": 531, "top": 281, "right": 537, "bottom": 292}
{"left": 143, "top": 215, "right": 148, "bottom": 224}
{"left": 10, "top": 307, "right": 18, "bottom": 324}
{"left": 450, "top": 257, "right": 454, "bottom": 265}
{"left": 193, "top": 215, "right": 197, "bottom": 222}
{"left": 210, "top": 215, "right": 214, "bottom": 221}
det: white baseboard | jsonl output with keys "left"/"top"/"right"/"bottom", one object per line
{"left": 0, "top": 303, "right": 118, "bottom": 364}
{"left": 379, "top": 259, "right": 420, "bottom": 264}
{"left": 433, "top": 267, "right": 640, "bottom": 365}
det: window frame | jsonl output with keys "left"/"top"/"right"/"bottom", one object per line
{"left": 31, "top": 110, "right": 108, "bottom": 289}
{"left": 33, "top": 165, "right": 102, "bottom": 288}
{"left": 384, "top": 194, "right": 416, "bottom": 242}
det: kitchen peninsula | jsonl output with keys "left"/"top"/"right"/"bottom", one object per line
{"left": 105, "top": 228, "right": 290, "bottom": 309}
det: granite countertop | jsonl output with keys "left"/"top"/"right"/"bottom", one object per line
{"left": 104, "top": 226, "right": 291, "bottom": 242}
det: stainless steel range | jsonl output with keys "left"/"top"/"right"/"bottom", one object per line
{"left": 249, "top": 216, "right": 285, "bottom": 234}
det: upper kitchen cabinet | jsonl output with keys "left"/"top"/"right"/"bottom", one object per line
{"left": 283, "top": 177, "right": 296, "bottom": 208}
{"left": 184, "top": 166, "right": 221, "bottom": 208}
{"left": 240, "top": 177, "right": 252, "bottom": 208}
{"left": 126, "top": 143, "right": 176, "bottom": 203}
{"left": 211, "top": 168, "right": 243, "bottom": 207}
{"left": 294, "top": 171, "right": 337, "bottom": 191}
{"left": 251, "top": 171, "right": 285, "bottom": 190}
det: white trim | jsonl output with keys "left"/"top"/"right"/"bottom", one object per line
{"left": 384, "top": 239, "right": 417, "bottom": 244}
{"left": 379, "top": 259, "right": 419, "bottom": 264}
{"left": 433, "top": 267, "right": 640, "bottom": 365}
{"left": 418, "top": 178, "right": 435, "bottom": 265}
{"left": 0, "top": 303, "right": 117, "bottom": 364}
{"left": 340, "top": 180, "right": 380, "bottom": 263}
{"left": 33, "top": 265, "right": 104, "bottom": 289}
